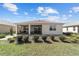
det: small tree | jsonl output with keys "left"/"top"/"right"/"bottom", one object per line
{"left": 10, "top": 27, "right": 13, "bottom": 35}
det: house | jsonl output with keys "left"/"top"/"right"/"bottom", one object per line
{"left": 63, "top": 22, "right": 79, "bottom": 33}
{"left": 16, "top": 20, "right": 64, "bottom": 35}
{"left": 0, "top": 20, "right": 16, "bottom": 34}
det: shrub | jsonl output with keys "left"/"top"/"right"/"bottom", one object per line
{"left": 4, "top": 32, "right": 10, "bottom": 35}
{"left": 50, "top": 35, "right": 54, "bottom": 40}
{"left": 63, "top": 39, "right": 71, "bottom": 43}
{"left": 10, "top": 27, "right": 13, "bottom": 35}
{"left": 64, "top": 34, "right": 79, "bottom": 43}
{"left": 59, "top": 35, "right": 66, "bottom": 41}
{"left": 71, "top": 39, "right": 77, "bottom": 43}
{"left": 0, "top": 34, "right": 6, "bottom": 39}
{"left": 50, "top": 36, "right": 59, "bottom": 42}
{"left": 23, "top": 36, "right": 31, "bottom": 43}
{"left": 33, "top": 36, "right": 39, "bottom": 40}
{"left": 46, "top": 36, "right": 53, "bottom": 44}
{"left": 33, "top": 36, "right": 41, "bottom": 43}
{"left": 59, "top": 35, "right": 71, "bottom": 43}
{"left": 76, "top": 36, "right": 79, "bottom": 39}
{"left": 37, "top": 36, "right": 43, "bottom": 43}
{"left": 16, "top": 35, "right": 24, "bottom": 44}
{"left": 63, "top": 32, "right": 73, "bottom": 36}
{"left": 42, "top": 36, "right": 52, "bottom": 44}
{"left": 71, "top": 37, "right": 79, "bottom": 43}
{"left": 8, "top": 37, "right": 16, "bottom": 43}
{"left": 42, "top": 35, "right": 47, "bottom": 41}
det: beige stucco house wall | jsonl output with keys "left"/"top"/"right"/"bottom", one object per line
{"left": 0, "top": 21, "right": 16, "bottom": 34}
{"left": 42, "top": 24, "right": 63, "bottom": 35}
{"left": 16, "top": 20, "right": 64, "bottom": 35}
{"left": 0, "top": 24, "right": 16, "bottom": 33}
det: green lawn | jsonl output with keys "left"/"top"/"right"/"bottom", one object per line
{"left": 0, "top": 40, "right": 79, "bottom": 56}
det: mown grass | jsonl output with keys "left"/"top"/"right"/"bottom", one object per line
{"left": 0, "top": 40, "right": 79, "bottom": 56}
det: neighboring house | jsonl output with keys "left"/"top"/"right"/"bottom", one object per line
{"left": 0, "top": 20, "right": 16, "bottom": 33}
{"left": 16, "top": 20, "right": 64, "bottom": 35}
{"left": 63, "top": 22, "right": 79, "bottom": 33}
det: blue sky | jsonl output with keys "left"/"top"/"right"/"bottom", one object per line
{"left": 0, "top": 3, "right": 79, "bottom": 23}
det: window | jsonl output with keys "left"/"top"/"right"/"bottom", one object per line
{"left": 73, "top": 26, "right": 76, "bottom": 31}
{"left": 49, "top": 26, "right": 56, "bottom": 31}
{"left": 22, "top": 26, "right": 28, "bottom": 34}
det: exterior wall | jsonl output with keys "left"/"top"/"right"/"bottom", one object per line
{"left": 0, "top": 24, "right": 15, "bottom": 33}
{"left": 63, "top": 26, "right": 78, "bottom": 33}
{"left": 42, "top": 24, "right": 63, "bottom": 35}
{"left": 17, "top": 24, "right": 63, "bottom": 35}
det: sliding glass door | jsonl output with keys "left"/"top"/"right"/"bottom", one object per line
{"left": 31, "top": 25, "right": 42, "bottom": 34}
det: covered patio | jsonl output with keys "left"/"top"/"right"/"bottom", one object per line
{"left": 16, "top": 24, "right": 42, "bottom": 35}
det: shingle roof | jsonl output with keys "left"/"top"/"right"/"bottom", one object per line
{"left": 16, "top": 20, "right": 64, "bottom": 25}
{"left": 63, "top": 22, "right": 79, "bottom": 27}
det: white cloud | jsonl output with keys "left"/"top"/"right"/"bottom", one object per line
{"left": 47, "top": 16, "right": 60, "bottom": 22}
{"left": 3, "top": 3, "right": 18, "bottom": 15}
{"left": 62, "top": 15, "right": 68, "bottom": 20}
{"left": 24, "top": 12, "right": 28, "bottom": 15}
{"left": 38, "top": 15, "right": 70, "bottom": 23}
{"left": 62, "top": 17, "right": 68, "bottom": 20}
{"left": 61, "top": 14, "right": 72, "bottom": 20}
{"left": 37, "top": 7, "right": 44, "bottom": 13}
{"left": 13, "top": 12, "right": 18, "bottom": 15}
{"left": 47, "top": 15, "right": 69, "bottom": 23}
{"left": 72, "top": 6, "right": 79, "bottom": 13}
{"left": 41, "top": 13, "right": 48, "bottom": 16}
{"left": 60, "top": 15, "right": 72, "bottom": 23}
{"left": 35, "top": 16, "right": 60, "bottom": 22}
{"left": 37, "top": 7, "right": 59, "bottom": 16}
{"left": 68, "top": 14, "right": 72, "bottom": 17}
{"left": 62, "top": 15, "right": 66, "bottom": 17}
{"left": 45, "top": 7, "right": 59, "bottom": 14}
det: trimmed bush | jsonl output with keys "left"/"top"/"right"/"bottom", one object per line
{"left": 33, "top": 36, "right": 43, "bottom": 43}
{"left": 71, "top": 39, "right": 77, "bottom": 43}
{"left": 76, "top": 36, "right": 79, "bottom": 39}
{"left": 8, "top": 37, "right": 16, "bottom": 43}
{"left": 33, "top": 36, "right": 39, "bottom": 42}
{"left": 59, "top": 35, "right": 66, "bottom": 41}
{"left": 63, "top": 39, "right": 71, "bottom": 43}
{"left": 63, "top": 32, "right": 73, "bottom": 36}
{"left": 4, "top": 32, "right": 10, "bottom": 35}
{"left": 10, "top": 27, "right": 13, "bottom": 35}
{"left": 42, "top": 36, "right": 52, "bottom": 44}
{"left": 59, "top": 35, "right": 71, "bottom": 43}
{"left": 23, "top": 36, "right": 31, "bottom": 43}
{"left": 38, "top": 36, "right": 43, "bottom": 43}
{"left": 42, "top": 35, "right": 47, "bottom": 42}
{"left": 46, "top": 36, "right": 52, "bottom": 44}
{"left": 16, "top": 35, "right": 24, "bottom": 44}
{"left": 0, "top": 34, "right": 6, "bottom": 39}
{"left": 29, "top": 36, "right": 33, "bottom": 43}
{"left": 50, "top": 36, "right": 59, "bottom": 42}
{"left": 71, "top": 37, "right": 79, "bottom": 43}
